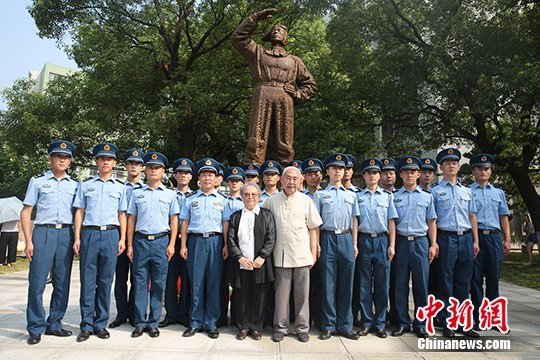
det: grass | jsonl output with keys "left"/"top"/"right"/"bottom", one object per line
{"left": 1, "top": 251, "right": 539, "bottom": 292}
{"left": 501, "top": 251, "right": 540, "bottom": 291}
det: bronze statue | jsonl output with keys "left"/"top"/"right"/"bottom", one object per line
{"left": 232, "top": 8, "right": 318, "bottom": 166}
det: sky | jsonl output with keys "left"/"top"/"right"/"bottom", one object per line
{"left": 0, "top": 1, "right": 78, "bottom": 109}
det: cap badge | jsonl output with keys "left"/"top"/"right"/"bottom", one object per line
{"left": 60, "top": 142, "right": 67, "bottom": 149}
{"left": 407, "top": 158, "right": 413, "bottom": 164}
{"left": 448, "top": 149, "right": 454, "bottom": 154}
{"left": 425, "top": 159, "right": 431, "bottom": 164}
{"left": 268, "top": 162, "right": 273, "bottom": 167}
{"left": 308, "top": 160, "right": 314, "bottom": 166}
{"left": 205, "top": 159, "right": 211, "bottom": 166}
{"left": 336, "top": 155, "right": 342, "bottom": 161}
{"left": 369, "top": 159, "right": 375, "bottom": 166}
{"left": 232, "top": 168, "right": 238, "bottom": 174}
{"left": 293, "top": 161, "right": 298, "bottom": 166}
{"left": 248, "top": 165, "right": 254, "bottom": 170}
{"left": 151, "top": 154, "right": 158, "bottom": 160}
{"left": 481, "top": 155, "right": 487, "bottom": 161}
{"left": 133, "top": 150, "right": 138, "bottom": 156}
{"left": 179, "top": 159, "right": 186, "bottom": 165}
{"left": 104, "top": 144, "right": 111, "bottom": 151}
{"left": 383, "top": 159, "right": 389, "bottom": 165}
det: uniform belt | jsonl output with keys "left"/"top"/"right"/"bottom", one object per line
{"left": 136, "top": 231, "right": 169, "bottom": 240}
{"left": 438, "top": 229, "right": 472, "bottom": 236}
{"left": 397, "top": 234, "right": 426, "bottom": 241}
{"left": 190, "top": 232, "right": 220, "bottom": 238}
{"left": 479, "top": 229, "right": 500, "bottom": 235}
{"left": 359, "top": 231, "right": 387, "bottom": 238}
{"left": 35, "top": 224, "right": 72, "bottom": 229}
{"left": 257, "top": 81, "right": 288, "bottom": 87}
{"left": 84, "top": 225, "right": 119, "bottom": 231}
{"left": 322, "top": 229, "right": 352, "bottom": 235}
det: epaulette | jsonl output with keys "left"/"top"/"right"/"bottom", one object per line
{"left": 383, "top": 189, "right": 392, "bottom": 194}
{"left": 84, "top": 176, "right": 94, "bottom": 182}
{"left": 33, "top": 173, "right": 46, "bottom": 179}
{"left": 422, "top": 188, "right": 431, "bottom": 194}
{"left": 115, "top": 179, "right": 124, "bottom": 184}
{"left": 186, "top": 191, "right": 197, "bottom": 198}
{"left": 217, "top": 190, "right": 227, "bottom": 198}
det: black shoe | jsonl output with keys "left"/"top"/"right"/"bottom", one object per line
{"left": 391, "top": 327, "right": 410, "bottom": 337}
{"left": 131, "top": 327, "right": 145, "bottom": 338}
{"left": 158, "top": 319, "right": 177, "bottom": 328}
{"left": 442, "top": 328, "right": 455, "bottom": 338}
{"left": 376, "top": 329, "right": 387, "bottom": 338}
{"left": 433, "top": 317, "right": 443, "bottom": 328}
{"left": 76, "top": 330, "right": 92, "bottom": 342}
{"left": 147, "top": 327, "right": 160, "bottom": 338}
{"left": 297, "top": 332, "right": 310, "bottom": 342}
{"left": 357, "top": 327, "right": 369, "bottom": 337}
{"left": 95, "top": 328, "right": 110, "bottom": 339}
{"left": 45, "top": 328, "right": 72, "bottom": 337}
{"left": 458, "top": 329, "right": 480, "bottom": 338}
{"left": 207, "top": 329, "right": 219, "bottom": 339}
{"left": 272, "top": 332, "right": 285, "bottom": 342}
{"left": 27, "top": 334, "right": 41, "bottom": 345}
{"left": 339, "top": 331, "right": 360, "bottom": 340}
{"left": 415, "top": 328, "right": 428, "bottom": 338}
{"left": 318, "top": 330, "right": 333, "bottom": 340}
{"left": 182, "top": 327, "right": 201, "bottom": 337}
{"left": 109, "top": 319, "right": 127, "bottom": 328}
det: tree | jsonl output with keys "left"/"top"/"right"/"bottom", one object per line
{"left": 327, "top": 0, "right": 540, "bottom": 229}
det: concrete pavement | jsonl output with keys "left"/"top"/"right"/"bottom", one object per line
{"left": 0, "top": 261, "right": 539, "bottom": 359}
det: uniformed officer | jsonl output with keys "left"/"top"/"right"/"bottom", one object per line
{"left": 160, "top": 157, "right": 195, "bottom": 328}
{"left": 432, "top": 148, "right": 479, "bottom": 338}
{"left": 215, "top": 162, "right": 226, "bottom": 189}
{"left": 313, "top": 153, "right": 360, "bottom": 340}
{"left": 220, "top": 166, "right": 246, "bottom": 327}
{"left": 259, "top": 160, "right": 282, "bottom": 204}
{"left": 469, "top": 154, "right": 511, "bottom": 329}
{"left": 180, "top": 158, "right": 228, "bottom": 339}
{"left": 419, "top": 158, "right": 437, "bottom": 191}
{"left": 127, "top": 152, "right": 179, "bottom": 338}
{"left": 110, "top": 149, "right": 145, "bottom": 329}
{"left": 380, "top": 158, "right": 397, "bottom": 192}
{"left": 302, "top": 158, "right": 323, "bottom": 198}
{"left": 73, "top": 142, "right": 128, "bottom": 342}
{"left": 343, "top": 154, "right": 359, "bottom": 192}
{"left": 391, "top": 157, "right": 437, "bottom": 339}
{"left": 242, "top": 163, "right": 261, "bottom": 184}
{"left": 356, "top": 158, "right": 398, "bottom": 338}
{"left": 301, "top": 157, "right": 324, "bottom": 329}
{"left": 21, "top": 140, "right": 78, "bottom": 345}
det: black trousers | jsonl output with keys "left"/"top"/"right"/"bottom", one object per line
{"left": 113, "top": 250, "right": 134, "bottom": 322}
{"left": 234, "top": 270, "right": 268, "bottom": 332}
{"left": 0, "top": 232, "right": 17, "bottom": 264}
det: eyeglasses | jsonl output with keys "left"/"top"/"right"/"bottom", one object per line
{"left": 243, "top": 193, "right": 259, "bottom": 198}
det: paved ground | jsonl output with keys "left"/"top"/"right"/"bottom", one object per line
{"left": 0, "top": 261, "right": 539, "bottom": 359}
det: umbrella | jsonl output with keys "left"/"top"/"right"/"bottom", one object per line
{"left": 0, "top": 196, "right": 23, "bottom": 224}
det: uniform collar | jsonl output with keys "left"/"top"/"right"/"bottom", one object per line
{"left": 398, "top": 185, "right": 421, "bottom": 194}
{"left": 242, "top": 205, "right": 260, "bottom": 215}
{"left": 125, "top": 179, "right": 144, "bottom": 188}
{"left": 471, "top": 181, "right": 491, "bottom": 189}
{"left": 440, "top": 178, "right": 462, "bottom": 187}
{"left": 196, "top": 188, "right": 218, "bottom": 197}
{"left": 175, "top": 188, "right": 192, "bottom": 195}
{"left": 93, "top": 174, "right": 116, "bottom": 183}
{"left": 362, "top": 186, "right": 384, "bottom": 194}
{"left": 264, "top": 47, "right": 289, "bottom": 57}
{"left": 45, "top": 169, "right": 72, "bottom": 181}
{"left": 142, "top": 183, "right": 166, "bottom": 191}
{"left": 327, "top": 184, "right": 346, "bottom": 191}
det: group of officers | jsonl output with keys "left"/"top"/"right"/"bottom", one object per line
{"left": 21, "top": 139, "right": 511, "bottom": 345}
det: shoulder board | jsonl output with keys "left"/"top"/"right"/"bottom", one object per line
{"left": 186, "top": 191, "right": 197, "bottom": 198}
{"left": 166, "top": 186, "right": 174, "bottom": 190}
{"left": 84, "top": 177, "right": 93, "bottom": 182}
{"left": 383, "top": 189, "right": 392, "bottom": 194}
{"left": 422, "top": 189, "right": 431, "bottom": 194}
{"left": 115, "top": 179, "right": 123, "bottom": 184}
{"left": 33, "top": 173, "right": 46, "bottom": 179}
{"left": 217, "top": 190, "right": 227, "bottom": 197}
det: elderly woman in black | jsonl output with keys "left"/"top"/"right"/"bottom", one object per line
{"left": 227, "top": 182, "right": 276, "bottom": 340}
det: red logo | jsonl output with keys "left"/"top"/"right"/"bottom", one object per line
{"left": 151, "top": 154, "right": 158, "bottom": 160}
{"left": 478, "top": 297, "right": 509, "bottom": 333}
{"left": 416, "top": 294, "right": 445, "bottom": 335}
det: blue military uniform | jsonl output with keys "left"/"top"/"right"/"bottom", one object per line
{"left": 129, "top": 152, "right": 179, "bottom": 332}
{"left": 180, "top": 158, "right": 227, "bottom": 332}
{"left": 24, "top": 140, "right": 78, "bottom": 341}
{"left": 392, "top": 157, "right": 437, "bottom": 334}
{"left": 313, "top": 154, "right": 360, "bottom": 336}
{"left": 162, "top": 157, "right": 195, "bottom": 327}
{"left": 222, "top": 167, "right": 245, "bottom": 222}
{"left": 259, "top": 160, "right": 282, "bottom": 204}
{"left": 356, "top": 158, "right": 398, "bottom": 333}
{"left": 242, "top": 163, "right": 260, "bottom": 182}
{"left": 112, "top": 148, "right": 145, "bottom": 328}
{"left": 431, "top": 148, "right": 477, "bottom": 333}
{"left": 301, "top": 158, "right": 323, "bottom": 199}
{"left": 344, "top": 154, "right": 360, "bottom": 192}
{"left": 73, "top": 142, "right": 128, "bottom": 335}
{"left": 469, "top": 154, "right": 510, "bottom": 325}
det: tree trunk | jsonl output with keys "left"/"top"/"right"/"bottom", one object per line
{"left": 506, "top": 164, "right": 540, "bottom": 232}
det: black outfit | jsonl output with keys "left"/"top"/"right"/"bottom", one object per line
{"left": 227, "top": 207, "right": 276, "bottom": 332}
{"left": 0, "top": 232, "right": 18, "bottom": 264}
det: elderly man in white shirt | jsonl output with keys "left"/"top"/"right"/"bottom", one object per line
{"left": 263, "top": 166, "right": 323, "bottom": 343}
